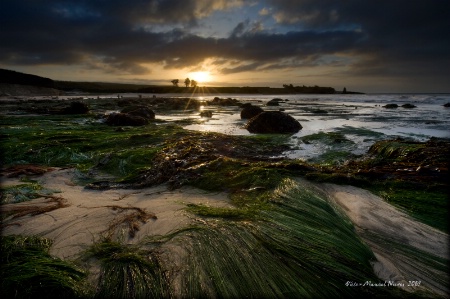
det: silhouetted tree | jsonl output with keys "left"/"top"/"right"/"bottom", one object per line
{"left": 171, "top": 79, "right": 179, "bottom": 87}
{"left": 190, "top": 80, "right": 197, "bottom": 87}
{"left": 184, "top": 78, "right": 191, "bottom": 87}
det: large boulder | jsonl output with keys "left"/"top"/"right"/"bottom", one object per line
{"left": 245, "top": 111, "right": 302, "bottom": 134}
{"left": 121, "top": 105, "right": 155, "bottom": 120}
{"left": 240, "top": 105, "right": 264, "bottom": 119}
{"left": 106, "top": 113, "right": 149, "bottom": 126}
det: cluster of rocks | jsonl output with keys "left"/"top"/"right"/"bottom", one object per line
{"left": 207, "top": 97, "right": 240, "bottom": 106}
{"left": 383, "top": 103, "right": 417, "bottom": 109}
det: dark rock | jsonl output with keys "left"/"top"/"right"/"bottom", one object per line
{"left": 245, "top": 111, "right": 302, "bottom": 134}
{"left": 401, "top": 103, "right": 416, "bottom": 108}
{"left": 240, "top": 103, "right": 253, "bottom": 108}
{"left": 121, "top": 105, "right": 155, "bottom": 120}
{"left": 61, "top": 101, "right": 89, "bottom": 114}
{"left": 312, "top": 109, "right": 328, "bottom": 114}
{"left": 443, "top": 103, "right": 450, "bottom": 107}
{"left": 241, "top": 105, "right": 264, "bottom": 119}
{"left": 267, "top": 98, "right": 283, "bottom": 106}
{"left": 106, "top": 113, "right": 149, "bottom": 126}
{"left": 200, "top": 111, "right": 213, "bottom": 117}
{"left": 208, "top": 97, "right": 240, "bottom": 106}
{"left": 383, "top": 104, "right": 398, "bottom": 108}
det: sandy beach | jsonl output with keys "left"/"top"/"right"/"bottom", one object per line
{"left": 2, "top": 167, "right": 448, "bottom": 296}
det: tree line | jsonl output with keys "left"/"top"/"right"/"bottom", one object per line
{"left": 282, "top": 84, "right": 335, "bottom": 94}
{"left": 171, "top": 78, "right": 197, "bottom": 88}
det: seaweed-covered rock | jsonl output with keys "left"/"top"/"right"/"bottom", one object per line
{"left": 106, "top": 113, "right": 149, "bottom": 126}
{"left": 241, "top": 105, "right": 264, "bottom": 119}
{"left": 245, "top": 111, "right": 302, "bottom": 134}
{"left": 383, "top": 104, "right": 398, "bottom": 108}
{"left": 121, "top": 106, "right": 155, "bottom": 120}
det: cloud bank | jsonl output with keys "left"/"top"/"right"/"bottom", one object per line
{"left": 1, "top": 0, "right": 449, "bottom": 91}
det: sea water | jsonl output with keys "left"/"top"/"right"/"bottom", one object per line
{"left": 181, "top": 93, "right": 450, "bottom": 160}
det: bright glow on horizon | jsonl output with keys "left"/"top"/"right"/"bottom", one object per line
{"left": 188, "top": 71, "right": 212, "bottom": 84}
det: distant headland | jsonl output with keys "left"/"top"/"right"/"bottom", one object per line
{"left": 0, "top": 68, "right": 363, "bottom": 96}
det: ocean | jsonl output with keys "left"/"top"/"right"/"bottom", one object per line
{"left": 164, "top": 93, "right": 450, "bottom": 161}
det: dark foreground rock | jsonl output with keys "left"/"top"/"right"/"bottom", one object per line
{"left": 383, "top": 104, "right": 398, "bottom": 108}
{"left": 241, "top": 105, "right": 264, "bottom": 119}
{"left": 245, "top": 111, "right": 302, "bottom": 134}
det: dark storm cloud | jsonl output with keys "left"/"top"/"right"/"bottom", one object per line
{"left": 266, "top": 0, "right": 450, "bottom": 77}
{"left": 1, "top": 0, "right": 448, "bottom": 81}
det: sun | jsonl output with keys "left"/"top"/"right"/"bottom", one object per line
{"left": 188, "top": 71, "right": 211, "bottom": 84}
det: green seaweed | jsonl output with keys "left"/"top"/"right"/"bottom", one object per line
{"left": 154, "top": 178, "right": 403, "bottom": 298}
{"left": 83, "top": 237, "right": 169, "bottom": 299}
{"left": 361, "top": 230, "right": 449, "bottom": 297}
{"left": 189, "top": 157, "right": 287, "bottom": 192}
{"left": 0, "top": 235, "right": 88, "bottom": 299}
{"left": 0, "top": 114, "right": 186, "bottom": 182}
{"left": 369, "top": 182, "right": 449, "bottom": 232}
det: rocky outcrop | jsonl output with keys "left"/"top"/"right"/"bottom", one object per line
{"left": 105, "top": 113, "right": 149, "bottom": 126}
{"left": 240, "top": 105, "right": 264, "bottom": 119}
{"left": 61, "top": 101, "right": 89, "bottom": 114}
{"left": 245, "top": 111, "right": 302, "bottom": 134}
{"left": 120, "top": 106, "right": 155, "bottom": 120}
{"left": 208, "top": 97, "right": 240, "bottom": 106}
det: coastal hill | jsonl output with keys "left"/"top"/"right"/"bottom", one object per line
{"left": 1, "top": 68, "right": 361, "bottom": 95}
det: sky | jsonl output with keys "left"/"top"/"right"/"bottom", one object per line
{"left": 1, "top": 0, "right": 449, "bottom": 93}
